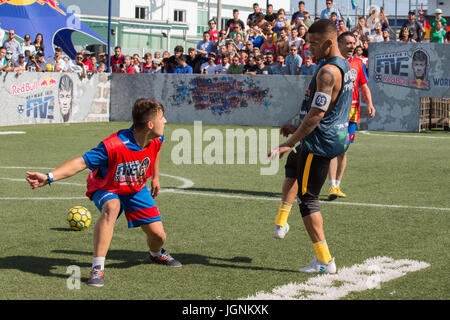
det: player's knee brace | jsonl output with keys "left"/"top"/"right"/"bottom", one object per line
{"left": 297, "top": 194, "right": 320, "bottom": 217}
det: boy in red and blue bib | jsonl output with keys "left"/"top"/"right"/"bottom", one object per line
{"left": 26, "top": 99, "right": 181, "bottom": 288}
{"left": 84, "top": 128, "right": 163, "bottom": 229}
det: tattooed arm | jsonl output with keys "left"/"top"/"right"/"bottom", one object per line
{"left": 268, "top": 64, "right": 342, "bottom": 158}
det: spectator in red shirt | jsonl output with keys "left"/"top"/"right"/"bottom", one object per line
{"left": 120, "top": 55, "right": 135, "bottom": 73}
{"left": 82, "top": 51, "right": 94, "bottom": 72}
{"left": 208, "top": 19, "right": 220, "bottom": 42}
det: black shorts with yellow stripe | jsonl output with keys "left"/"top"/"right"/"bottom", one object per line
{"left": 288, "top": 147, "right": 331, "bottom": 217}
{"left": 285, "top": 144, "right": 302, "bottom": 179}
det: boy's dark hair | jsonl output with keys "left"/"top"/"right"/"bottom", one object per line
{"left": 132, "top": 99, "right": 165, "bottom": 130}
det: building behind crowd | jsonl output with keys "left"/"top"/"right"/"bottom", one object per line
{"left": 58, "top": 0, "right": 291, "bottom": 55}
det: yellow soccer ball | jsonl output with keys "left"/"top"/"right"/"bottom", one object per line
{"left": 67, "top": 206, "right": 92, "bottom": 231}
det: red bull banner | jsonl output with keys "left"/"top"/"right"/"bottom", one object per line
{"left": 0, "top": 72, "right": 110, "bottom": 126}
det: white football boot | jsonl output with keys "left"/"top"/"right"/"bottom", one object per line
{"left": 299, "top": 257, "right": 337, "bottom": 274}
{"left": 274, "top": 223, "right": 290, "bottom": 239}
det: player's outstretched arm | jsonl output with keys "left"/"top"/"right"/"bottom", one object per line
{"left": 26, "top": 156, "right": 88, "bottom": 189}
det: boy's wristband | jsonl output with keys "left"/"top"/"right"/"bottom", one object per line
{"left": 46, "top": 172, "right": 54, "bottom": 186}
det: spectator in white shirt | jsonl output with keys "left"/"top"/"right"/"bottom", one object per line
{"left": 3, "top": 29, "right": 21, "bottom": 61}
{"left": 46, "top": 47, "right": 67, "bottom": 72}
{"left": 200, "top": 52, "right": 218, "bottom": 74}
{"left": 21, "top": 34, "right": 36, "bottom": 56}
{"left": 215, "top": 55, "right": 230, "bottom": 74}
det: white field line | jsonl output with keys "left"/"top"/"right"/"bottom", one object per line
{"left": 241, "top": 256, "right": 430, "bottom": 300}
{"left": 0, "top": 131, "right": 26, "bottom": 135}
{"left": 360, "top": 131, "right": 450, "bottom": 139}
{"left": 2, "top": 177, "right": 449, "bottom": 212}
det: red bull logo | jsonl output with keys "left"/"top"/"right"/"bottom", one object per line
{"left": 41, "top": 76, "right": 57, "bottom": 88}
{"left": 0, "top": 0, "right": 66, "bottom": 15}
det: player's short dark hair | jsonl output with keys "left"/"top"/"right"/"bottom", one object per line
{"left": 132, "top": 99, "right": 165, "bottom": 130}
{"left": 308, "top": 19, "right": 338, "bottom": 37}
{"left": 338, "top": 31, "right": 356, "bottom": 44}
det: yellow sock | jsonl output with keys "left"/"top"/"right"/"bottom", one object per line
{"left": 313, "top": 240, "right": 332, "bottom": 263}
{"left": 274, "top": 202, "right": 292, "bottom": 228}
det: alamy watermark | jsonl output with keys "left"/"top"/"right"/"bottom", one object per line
{"left": 170, "top": 121, "right": 280, "bottom": 175}
{"left": 66, "top": 265, "right": 81, "bottom": 290}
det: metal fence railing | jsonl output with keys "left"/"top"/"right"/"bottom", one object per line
{"left": 420, "top": 97, "right": 450, "bottom": 131}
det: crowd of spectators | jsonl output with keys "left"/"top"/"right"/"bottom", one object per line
{"left": 1, "top": 1, "right": 449, "bottom": 76}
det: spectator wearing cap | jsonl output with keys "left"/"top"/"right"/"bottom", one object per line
{"left": 174, "top": 55, "right": 193, "bottom": 74}
{"left": 27, "top": 51, "right": 46, "bottom": 72}
{"left": 21, "top": 34, "right": 36, "bottom": 56}
{"left": 402, "top": 10, "right": 425, "bottom": 42}
{"left": 82, "top": 51, "right": 94, "bottom": 72}
{"left": 46, "top": 47, "right": 67, "bottom": 72}
{"left": 320, "top": 0, "right": 342, "bottom": 20}
{"left": 200, "top": 52, "right": 217, "bottom": 74}
{"left": 3, "top": 29, "right": 21, "bottom": 61}
{"left": 149, "top": 60, "right": 161, "bottom": 73}
{"left": 431, "top": 9, "right": 447, "bottom": 34}
{"left": 197, "top": 31, "right": 215, "bottom": 58}
{"left": 13, "top": 53, "right": 27, "bottom": 73}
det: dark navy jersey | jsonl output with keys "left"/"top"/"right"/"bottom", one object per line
{"left": 300, "top": 56, "right": 353, "bottom": 158}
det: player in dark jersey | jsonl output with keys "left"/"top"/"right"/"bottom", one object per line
{"left": 269, "top": 19, "right": 353, "bottom": 274}
{"left": 26, "top": 99, "right": 181, "bottom": 287}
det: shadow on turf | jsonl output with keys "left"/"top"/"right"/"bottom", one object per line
{"left": 183, "top": 187, "right": 281, "bottom": 198}
{"left": 52, "top": 249, "right": 299, "bottom": 273}
{"left": 0, "top": 255, "right": 91, "bottom": 280}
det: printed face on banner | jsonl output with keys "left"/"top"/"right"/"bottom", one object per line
{"left": 374, "top": 49, "right": 430, "bottom": 90}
